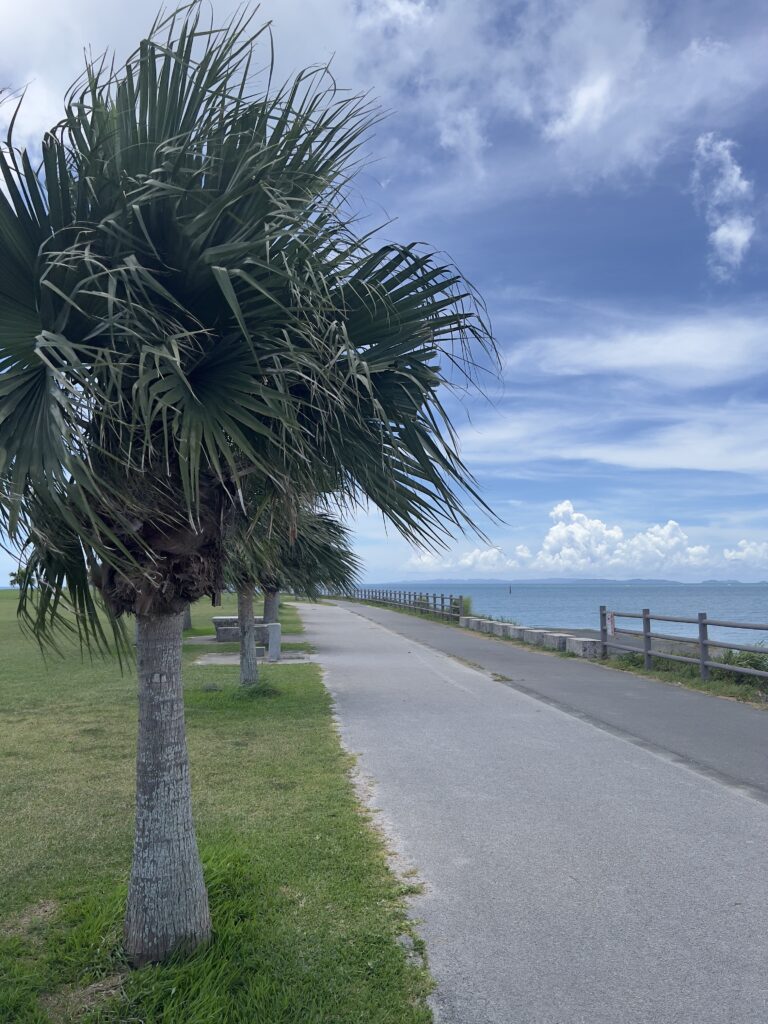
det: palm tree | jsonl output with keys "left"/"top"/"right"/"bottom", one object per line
{"left": 0, "top": 4, "right": 496, "bottom": 966}
{"left": 227, "top": 503, "right": 359, "bottom": 683}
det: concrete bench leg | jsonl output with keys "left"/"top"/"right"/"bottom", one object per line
{"left": 267, "top": 622, "right": 282, "bottom": 662}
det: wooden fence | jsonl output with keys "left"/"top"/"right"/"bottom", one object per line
{"left": 600, "top": 605, "right": 768, "bottom": 681}
{"left": 345, "top": 588, "right": 465, "bottom": 622}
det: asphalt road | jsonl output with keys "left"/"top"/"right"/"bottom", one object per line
{"left": 301, "top": 601, "right": 768, "bottom": 1024}
{"left": 341, "top": 602, "right": 768, "bottom": 800}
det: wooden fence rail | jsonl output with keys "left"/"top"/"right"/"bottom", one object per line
{"left": 343, "top": 588, "right": 464, "bottom": 622}
{"left": 599, "top": 605, "right": 768, "bottom": 681}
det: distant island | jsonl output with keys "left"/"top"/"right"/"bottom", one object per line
{"left": 367, "top": 577, "right": 767, "bottom": 587}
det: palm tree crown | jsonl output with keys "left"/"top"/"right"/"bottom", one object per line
{"left": 0, "top": 2, "right": 495, "bottom": 643}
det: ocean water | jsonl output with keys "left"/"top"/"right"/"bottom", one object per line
{"left": 371, "top": 582, "right": 768, "bottom": 644}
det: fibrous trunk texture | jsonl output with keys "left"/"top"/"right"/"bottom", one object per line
{"left": 124, "top": 611, "right": 211, "bottom": 966}
{"left": 183, "top": 604, "right": 192, "bottom": 630}
{"left": 263, "top": 588, "right": 280, "bottom": 624}
{"left": 238, "top": 586, "right": 258, "bottom": 685}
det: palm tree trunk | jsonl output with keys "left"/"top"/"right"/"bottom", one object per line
{"left": 183, "top": 604, "right": 192, "bottom": 630}
{"left": 238, "top": 586, "right": 258, "bottom": 685}
{"left": 124, "top": 610, "right": 211, "bottom": 966}
{"left": 263, "top": 588, "right": 280, "bottom": 624}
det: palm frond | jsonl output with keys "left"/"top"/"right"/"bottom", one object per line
{"left": 0, "top": 2, "right": 497, "bottom": 648}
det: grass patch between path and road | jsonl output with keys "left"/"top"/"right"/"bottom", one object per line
{"left": 0, "top": 592, "right": 432, "bottom": 1023}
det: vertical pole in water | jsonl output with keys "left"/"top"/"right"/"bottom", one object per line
{"left": 599, "top": 605, "right": 608, "bottom": 660}
{"left": 642, "top": 609, "right": 652, "bottom": 670}
{"left": 698, "top": 613, "right": 710, "bottom": 681}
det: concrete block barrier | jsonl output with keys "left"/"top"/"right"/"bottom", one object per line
{"left": 566, "top": 636, "right": 601, "bottom": 659}
{"left": 523, "top": 629, "right": 548, "bottom": 646}
{"left": 541, "top": 632, "right": 572, "bottom": 651}
{"left": 457, "top": 616, "right": 597, "bottom": 659}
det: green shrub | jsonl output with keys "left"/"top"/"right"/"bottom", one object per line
{"left": 712, "top": 647, "right": 768, "bottom": 685}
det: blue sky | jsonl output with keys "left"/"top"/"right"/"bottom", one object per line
{"left": 3, "top": 0, "right": 768, "bottom": 582}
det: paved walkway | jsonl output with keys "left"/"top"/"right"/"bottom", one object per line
{"left": 300, "top": 601, "right": 768, "bottom": 1024}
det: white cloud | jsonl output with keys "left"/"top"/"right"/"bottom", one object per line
{"left": 457, "top": 547, "right": 508, "bottom": 570}
{"left": 3, "top": 1, "right": 767, "bottom": 201}
{"left": 708, "top": 217, "right": 755, "bottom": 276}
{"left": 692, "top": 132, "right": 756, "bottom": 279}
{"left": 406, "top": 502, "right": 714, "bottom": 577}
{"left": 406, "top": 550, "right": 448, "bottom": 570}
{"left": 394, "top": 1, "right": 768, "bottom": 204}
{"left": 530, "top": 504, "right": 717, "bottom": 573}
{"left": 723, "top": 540, "right": 768, "bottom": 565}
{"left": 532, "top": 504, "right": 711, "bottom": 572}
{"left": 358, "top": 0, "right": 428, "bottom": 28}
{"left": 544, "top": 73, "right": 614, "bottom": 141}
{"left": 533, "top": 500, "right": 624, "bottom": 571}
{"left": 460, "top": 399, "right": 768, "bottom": 477}
{"left": 503, "top": 308, "right": 768, "bottom": 389}
{"left": 406, "top": 543, "right": 529, "bottom": 574}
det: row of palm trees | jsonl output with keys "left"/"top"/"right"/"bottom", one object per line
{"left": 0, "top": 3, "right": 497, "bottom": 967}
{"left": 227, "top": 504, "right": 359, "bottom": 685}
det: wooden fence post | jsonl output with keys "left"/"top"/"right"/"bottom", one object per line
{"left": 642, "top": 608, "right": 652, "bottom": 669}
{"left": 698, "top": 612, "right": 710, "bottom": 681}
{"left": 599, "top": 605, "right": 608, "bottom": 659}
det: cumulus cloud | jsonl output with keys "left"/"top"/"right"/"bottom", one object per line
{"left": 406, "top": 550, "right": 447, "bottom": 570}
{"left": 407, "top": 502, "right": 713, "bottom": 576}
{"left": 692, "top": 132, "right": 756, "bottom": 279}
{"left": 457, "top": 547, "right": 508, "bottom": 570}
{"left": 531, "top": 501, "right": 710, "bottom": 573}
{"left": 723, "top": 540, "right": 768, "bottom": 565}
{"left": 533, "top": 500, "right": 623, "bottom": 571}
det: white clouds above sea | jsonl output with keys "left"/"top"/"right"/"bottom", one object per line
{"left": 404, "top": 499, "right": 768, "bottom": 578}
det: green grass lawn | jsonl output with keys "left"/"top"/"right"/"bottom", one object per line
{"left": 0, "top": 591, "right": 431, "bottom": 1023}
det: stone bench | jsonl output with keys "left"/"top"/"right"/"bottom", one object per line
{"left": 211, "top": 617, "right": 282, "bottom": 662}
{"left": 212, "top": 616, "right": 265, "bottom": 642}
